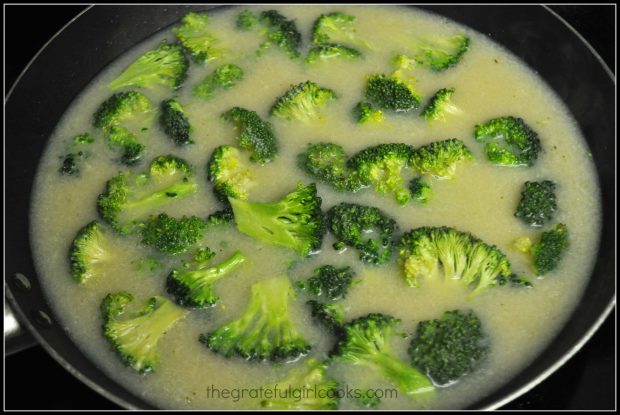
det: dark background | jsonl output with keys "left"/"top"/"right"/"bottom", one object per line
{"left": 4, "top": 5, "right": 615, "bottom": 410}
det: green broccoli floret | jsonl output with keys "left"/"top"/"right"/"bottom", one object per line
{"left": 200, "top": 275, "right": 311, "bottom": 362}
{"left": 530, "top": 223, "right": 569, "bottom": 275}
{"left": 409, "top": 310, "right": 489, "bottom": 385}
{"left": 101, "top": 292, "right": 187, "bottom": 374}
{"left": 270, "top": 81, "right": 338, "bottom": 122}
{"left": 69, "top": 220, "right": 109, "bottom": 283}
{"left": 306, "top": 44, "right": 361, "bottom": 64}
{"left": 221, "top": 107, "right": 277, "bottom": 164}
{"left": 257, "top": 10, "right": 302, "bottom": 58}
{"left": 409, "top": 139, "right": 473, "bottom": 179}
{"left": 297, "top": 265, "right": 356, "bottom": 301}
{"left": 409, "top": 35, "right": 470, "bottom": 72}
{"left": 258, "top": 358, "right": 340, "bottom": 409}
{"left": 311, "top": 12, "right": 357, "bottom": 45}
{"left": 327, "top": 203, "right": 397, "bottom": 265}
{"left": 193, "top": 64, "right": 244, "bottom": 100}
{"left": 364, "top": 74, "right": 421, "bottom": 113}
{"left": 236, "top": 9, "right": 258, "bottom": 31}
{"left": 514, "top": 180, "right": 557, "bottom": 227}
{"left": 166, "top": 251, "right": 246, "bottom": 308}
{"left": 409, "top": 177, "right": 432, "bottom": 204}
{"left": 93, "top": 91, "right": 152, "bottom": 130}
{"left": 139, "top": 213, "right": 207, "bottom": 255}
{"left": 206, "top": 207, "right": 235, "bottom": 227}
{"left": 208, "top": 145, "right": 254, "bottom": 201}
{"left": 420, "top": 88, "right": 460, "bottom": 122}
{"left": 59, "top": 133, "right": 94, "bottom": 176}
{"left": 298, "top": 142, "right": 363, "bottom": 192}
{"left": 330, "top": 313, "right": 435, "bottom": 401}
{"left": 347, "top": 143, "right": 414, "bottom": 205}
{"left": 228, "top": 182, "right": 326, "bottom": 257}
{"left": 107, "top": 126, "right": 145, "bottom": 166}
{"left": 175, "top": 12, "right": 223, "bottom": 64}
{"left": 353, "top": 101, "right": 384, "bottom": 124}
{"left": 474, "top": 116, "right": 542, "bottom": 167}
{"left": 192, "top": 246, "right": 217, "bottom": 265}
{"left": 398, "top": 226, "right": 529, "bottom": 296}
{"left": 159, "top": 99, "right": 193, "bottom": 146}
{"left": 97, "top": 155, "right": 198, "bottom": 233}
{"left": 108, "top": 41, "right": 189, "bottom": 90}
{"left": 307, "top": 300, "right": 345, "bottom": 333}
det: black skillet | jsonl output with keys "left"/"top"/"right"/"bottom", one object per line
{"left": 5, "top": 5, "right": 615, "bottom": 410}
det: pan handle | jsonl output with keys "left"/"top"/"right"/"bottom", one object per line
{"left": 4, "top": 298, "right": 38, "bottom": 356}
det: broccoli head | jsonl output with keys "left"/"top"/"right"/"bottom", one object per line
{"left": 208, "top": 145, "right": 254, "bottom": 201}
{"left": 159, "top": 99, "right": 193, "bottom": 146}
{"left": 298, "top": 142, "right": 363, "bottom": 192}
{"left": 474, "top": 116, "right": 542, "bottom": 167}
{"left": 93, "top": 91, "right": 152, "bottom": 130}
{"left": 409, "top": 177, "right": 432, "bottom": 204}
{"left": 409, "top": 139, "right": 473, "bottom": 179}
{"left": 270, "top": 81, "right": 338, "bottom": 122}
{"left": 236, "top": 9, "right": 258, "bottom": 31}
{"left": 166, "top": 251, "right": 246, "bottom": 308}
{"left": 193, "top": 64, "right": 244, "bottom": 100}
{"left": 420, "top": 88, "right": 460, "bottom": 122}
{"left": 221, "top": 107, "right": 277, "bottom": 164}
{"left": 258, "top": 358, "right": 340, "bottom": 409}
{"left": 398, "top": 226, "right": 528, "bottom": 296}
{"left": 101, "top": 292, "right": 187, "bottom": 374}
{"left": 69, "top": 220, "right": 110, "bottom": 283}
{"left": 59, "top": 133, "right": 94, "bottom": 176}
{"left": 364, "top": 74, "right": 421, "bottom": 113}
{"left": 307, "top": 300, "right": 345, "bottom": 333}
{"left": 347, "top": 143, "right": 415, "bottom": 205}
{"left": 311, "top": 12, "right": 358, "bottom": 46}
{"left": 175, "top": 12, "right": 223, "bottom": 64}
{"left": 297, "top": 265, "right": 356, "bottom": 301}
{"left": 531, "top": 223, "right": 569, "bottom": 275}
{"left": 330, "top": 313, "right": 436, "bottom": 401}
{"left": 327, "top": 202, "right": 397, "bottom": 265}
{"left": 306, "top": 44, "right": 361, "bottom": 64}
{"left": 139, "top": 213, "right": 207, "bottom": 255}
{"left": 107, "top": 126, "right": 145, "bottom": 166}
{"left": 409, "top": 34, "right": 470, "bottom": 72}
{"left": 228, "top": 182, "right": 326, "bottom": 257}
{"left": 108, "top": 41, "right": 189, "bottom": 91}
{"left": 97, "top": 155, "right": 198, "bottom": 233}
{"left": 200, "top": 276, "right": 311, "bottom": 362}
{"left": 353, "top": 101, "right": 384, "bottom": 124}
{"left": 514, "top": 180, "right": 557, "bottom": 227}
{"left": 257, "top": 10, "right": 302, "bottom": 58}
{"left": 409, "top": 310, "right": 489, "bottom": 385}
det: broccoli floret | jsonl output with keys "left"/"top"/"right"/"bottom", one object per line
{"left": 347, "top": 143, "right": 414, "bottom": 205}
{"left": 353, "top": 101, "right": 384, "bottom": 124}
{"left": 409, "top": 35, "right": 470, "bottom": 72}
{"left": 398, "top": 226, "right": 528, "bottom": 296}
{"left": 228, "top": 182, "right": 325, "bottom": 257}
{"left": 330, "top": 313, "right": 435, "bottom": 401}
{"left": 236, "top": 9, "right": 258, "bottom": 31}
{"left": 108, "top": 41, "right": 189, "bottom": 90}
{"left": 175, "top": 12, "right": 223, "bottom": 64}
{"left": 221, "top": 107, "right": 277, "bottom": 164}
{"left": 409, "top": 139, "right": 473, "bottom": 179}
{"left": 514, "top": 180, "right": 557, "bottom": 227}
{"left": 206, "top": 207, "right": 235, "bottom": 227}
{"left": 101, "top": 292, "right": 187, "bottom": 374}
{"left": 139, "top": 213, "right": 207, "bottom": 255}
{"left": 531, "top": 223, "right": 569, "bottom": 275}
{"left": 257, "top": 10, "right": 302, "bottom": 58}
{"left": 192, "top": 246, "right": 217, "bottom": 265}
{"left": 166, "top": 251, "right": 246, "bottom": 308}
{"left": 298, "top": 143, "right": 363, "bottom": 192}
{"left": 297, "top": 265, "right": 356, "bottom": 301}
{"left": 306, "top": 44, "right": 361, "bottom": 64}
{"left": 159, "top": 99, "right": 193, "bottom": 146}
{"left": 107, "top": 126, "right": 145, "bottom": 166}
{"left": 409, "top": 177, "right": 432, "bottom": 204}
{"left": 307, "top": 300, "right": 345, "bottom": 333}
{"left": 193, "top": 64, "right": 244, "bottom": 100}
{"left": 59, "top": 133, "right": 94, "bottom": 176}
{"left": 97, "top": 155, "right": 198, "bottom": 233}
{"left": 364, "top": 74, "right": 421, "bottom": 113}
{"left": 93, "top": 91, "right": 152, "bottom": 130}
{"left": 135, "top": 256, "right": 164, "bottom": 274}
{"left": 311, "top": 12, "right": 357, "bottom": 45}
{"left": 258, "top": 358, "right": 340, "bottom": 409}
{"left": 69, "top": 220, "right": 109, "bottom": 283}
{"left": 200, "top": 276, "right": 311, "bottom": 362}
{"left": 208, "top": 145, "right": 254, "bottom": 201}
{"left": 474, "top": 116, "right": 542, "bottom": 167}
{"left": 408, "top": 310, "right": 489, "bottom": 385}
{"left": 420, "top": 88, "right": 460, "bottom": 122}
{"left": 327, "top": 203, "right": 397, "bottom": 265}
{"left": 270, "top": 81, "right": 338, "bottom": 122}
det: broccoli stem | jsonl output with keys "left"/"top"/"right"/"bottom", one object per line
{"left": 124, "top": 181, "right": 198, "bottom": 220}
{"left": 369, "top": 351, "right": 436, "bottom": 400}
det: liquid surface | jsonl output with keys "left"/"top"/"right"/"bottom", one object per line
{"left": 31, "top": 5, "right": 601, "bottom": 410}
